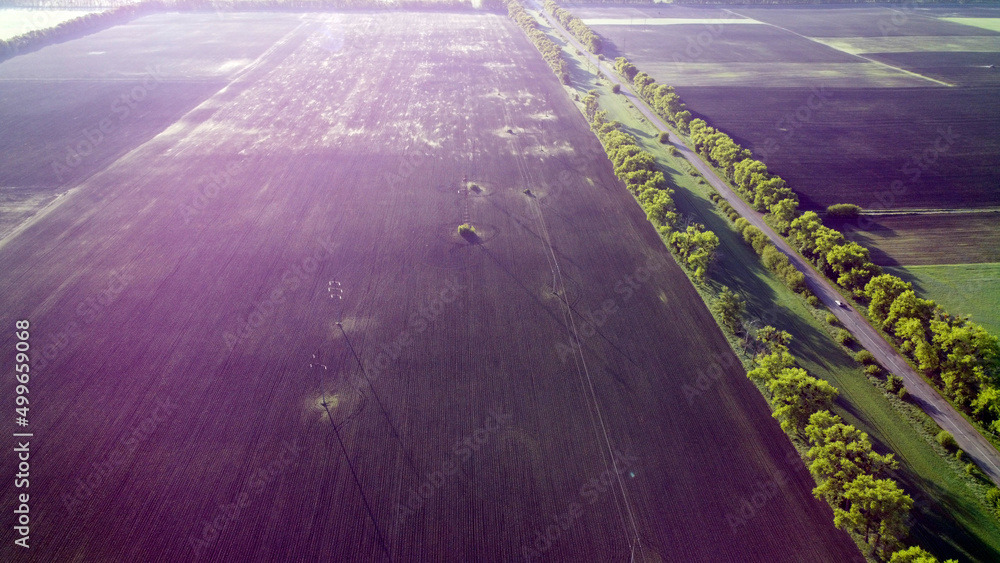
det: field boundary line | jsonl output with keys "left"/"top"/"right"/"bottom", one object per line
{"left": 724, "top": 9, "right": 955, "bottom": 88}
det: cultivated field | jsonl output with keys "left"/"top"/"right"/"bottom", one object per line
{"left": 0, "top": 12, "right": 304, "bottom": 240}
{"left": 0, "top": 9, "right": 862, "bottom": 562}
{"left": 838, "top": 212, "right": 1000, "bottom": 266}
{"left": 583, "top": 3, "right": 1000, "bottom": 279}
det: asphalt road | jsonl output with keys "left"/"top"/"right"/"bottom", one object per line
{"left": 532, "top": 1, "right": 1000, "bottom": 486}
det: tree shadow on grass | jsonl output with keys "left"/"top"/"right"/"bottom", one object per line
{"left": 883, "top": 266, "right": 928, "bottom": 298}
{"left": 669, "top": 173, "right": 858, "bottom": 375}
{"left": 837, "top": 218, "right": 900, "bottom": 267}
{"left": 895, "top": 470, "right": 1000, "bottom": 563}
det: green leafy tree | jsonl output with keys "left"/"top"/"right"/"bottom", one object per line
{"left": 768, "top": 198, "right": 799, "bottom": 235}
{"left": 973, "top": 385, "right": 1000, "bottom": 433}
{"left": 790, "top": 212, "right": 824, "bottom": 259}
{"left": 813, "top": 227, "right": 846, "bottom": 273}
{"left": 752, "top": 176, "right": 793, "bottom": 212}
{"left": 931, "top": 318, "right": 1000, "bottom": 407}
{"left": 865, "top": 274, "right": 913, "bottom": 326}
{"left": 890, "top": 545, "right": 956, "bottom": 563}
{"left": 755, "top": 326, "right": 792, "bottom": 355}
{"left": 733, "top": 158, "right": 768, "bottom": 198}
{"left": 894, "top": 317, "right": 939, "bottom": 371}
{"left": 884, "top": 290, "right": 936, "bottom": 334}
{"left": 668, "top": 225, "right": 718, "bottom": 281}
{"left": 712, "top": 288, "right": 745, "bottom": 335}
{"left": 827, "top": 203, "right": 862, "bottom": 218}
{"left": 833, "top": 474, "right": 912, "bottom": 558}
{"left": 768, "top": 370, "right": 838, "bottom": 435}
{"left": 827, "top": 241, "right": 880, "bottom": 295}
{"left": 614, "top": 57, "right": 638, "bottom": 81}
{"left": 806, "top": 411, "right": 898, "bottom": 506}
{"left": 748, "top": 349, "right": 796, "bottom": 387}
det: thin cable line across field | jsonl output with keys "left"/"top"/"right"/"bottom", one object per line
{"left": 484, "top": 57, "right": 643, "bottom": 555}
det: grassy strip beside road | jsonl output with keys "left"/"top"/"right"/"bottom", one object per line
{"left": 528, "top": 4, "right": 1000, "bottom": 561}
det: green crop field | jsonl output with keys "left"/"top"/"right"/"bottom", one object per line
{"left": 887, "top": 263, "right": 1000, "bottom": 338}
{"left": 945, "top": 17, "right": 1000, "bottom": 33}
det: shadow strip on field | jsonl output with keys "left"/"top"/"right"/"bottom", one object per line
{"left": 176, "top": 19, "right": 317, "bottom": 128}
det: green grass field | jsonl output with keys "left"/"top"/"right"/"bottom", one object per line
{"left": 888, "top": 263, "right": 1000, "bottom": 338}
{"left": 945, "top": 17, "right": 1000, "bottom": 33}
{"left": 536, "top": 14, "right": 1000, "bottom": 560}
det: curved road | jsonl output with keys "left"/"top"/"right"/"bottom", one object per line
{"left": 531, "top": 0, "right": 1000, "bottom": 486}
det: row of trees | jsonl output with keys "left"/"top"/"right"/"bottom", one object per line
{"left": 744, "top": 330, "right": 952, "bottom": 561}
{"left": 502, "top": 0, "right": 570, "bottom": 84}
{"left": 614, "top": 57, "right": 693, "bottom": 132}
{"left": 583, "top": 91, "right": 718, "bottom": 281}
{"left": 805, "top": 409, "right": 917, "bottom": 559}
{"left": 543, "top": 0, "right": 601, "bottom": 54}
{"left": 3, "top": 1, "right": 144, "bottom": 6}
{"left": 865, "top": 273, "right": 1000, "bottom": 425}
{"left": 0, "top": 1, "right": 165, "bottom": 62}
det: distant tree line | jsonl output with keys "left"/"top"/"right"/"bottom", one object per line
{"left": 543, "top": 0, "right": 601, "bottom": 54}
{"left": 169, "top": 0, "right": 499, "bottom": 9}
{"left": 0, "top": 1, "right": 166, "bottom": 62}
{"left": 3, "top": 0, "right": 500, "bottom": 11}
{"left": 502, "top": 0, "right": 570, "bottom": 84}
